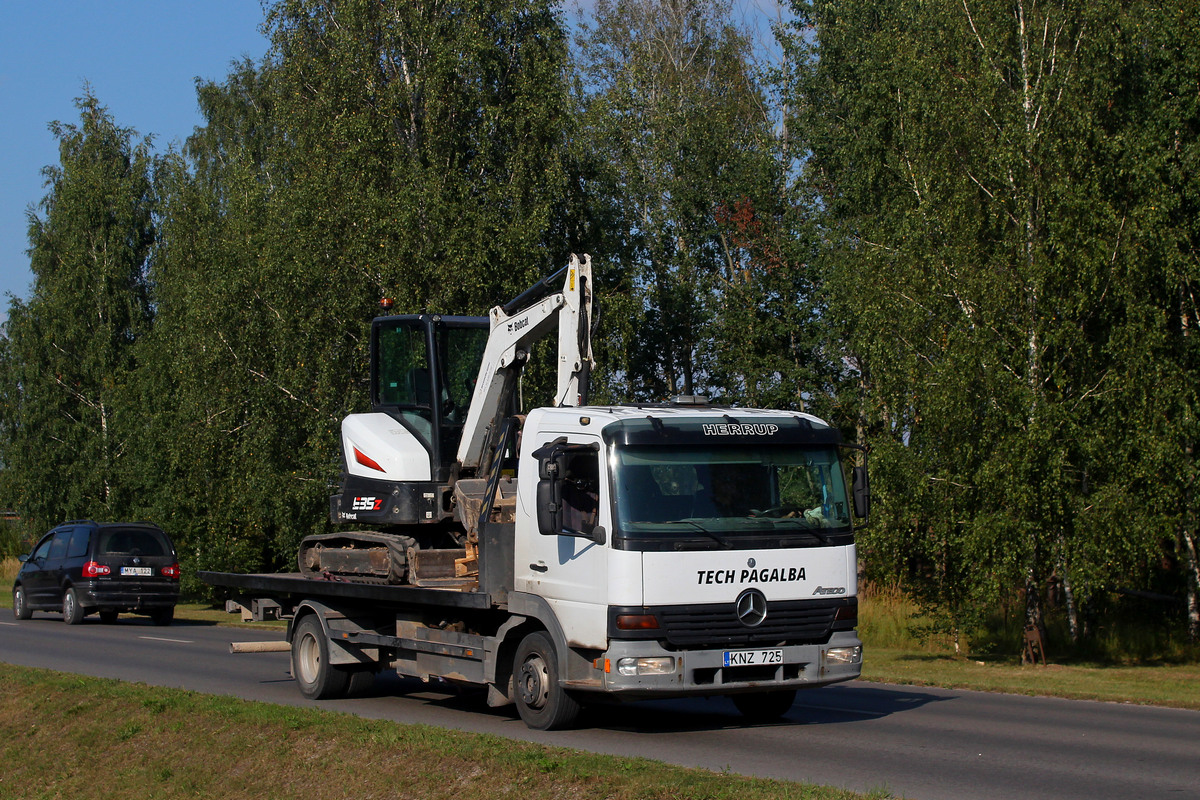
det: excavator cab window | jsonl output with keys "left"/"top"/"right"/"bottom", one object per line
{"left": 375, "top": 322, "right": 429, "bottom": 409}
{"left": 371, "top": 314, "right": 489, "bottom": 478}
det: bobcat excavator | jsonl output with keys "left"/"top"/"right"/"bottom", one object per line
{"left": 298, "top": 254, "right": 595, "bottom": 587}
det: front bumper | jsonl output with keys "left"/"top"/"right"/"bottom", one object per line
{"left": 581, "top": 631, "right": 863, "bottom": 698}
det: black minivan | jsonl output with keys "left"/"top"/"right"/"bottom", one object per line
{"left": 12, "top": 520, "right": 180, "bottom": 625}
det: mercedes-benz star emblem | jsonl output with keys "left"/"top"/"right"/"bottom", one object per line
{"left": 735, "top": 588, "right": 767, "bottom": 627}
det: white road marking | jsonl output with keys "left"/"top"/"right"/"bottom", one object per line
{"left": 0, "top": 621, "right": 18, "bottom": 627}
{"left": 138, "top": 636, "right": 193, "bottom": 644}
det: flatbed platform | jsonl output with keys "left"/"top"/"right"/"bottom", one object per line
{"left": 197, "top": 571, "right": 495, "bottom": 610}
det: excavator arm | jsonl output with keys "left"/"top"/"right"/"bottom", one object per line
{"left": 456, "top": 254, "right": 595, "bottom": 472}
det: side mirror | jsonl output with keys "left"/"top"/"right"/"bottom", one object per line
{"left": 535, "top": 478, "right": 562, "bottom": 536}
{"left": 852, "top": 465, "right": 870, "bottom": 519}
{"left": 18, "top": 554, "right": 29, "bottom": 564}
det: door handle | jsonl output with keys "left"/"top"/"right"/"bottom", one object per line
{"left": 529, "top": 563, "right": 548, "bottom": 573}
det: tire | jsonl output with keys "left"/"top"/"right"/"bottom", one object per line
{"left": 62, "top": 587, "right": 86, "bottom": 625}
{"left": 731, "top": 689, "right": 797, "bottom": 722}
{"left": 347, "top": 669, "right": 375, "bottom": 697}
{"left": 512, "top": 631, "right": 581, "bottom": 730}
{"left": 291, "top": 615, "right": 350, "bottom": 700}
{"left": 99, "top": 610, "right": 119, "bottom": 624}
{"left": 150, "top": 606, "right": 174, "bottom": 626}
{"left": 13, "top": 586, "right": 32, "bottom": 620}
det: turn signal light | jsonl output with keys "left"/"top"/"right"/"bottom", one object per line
{"left": 615, "top": 614, "right": 659, "bottom": 630}
{"left": 83, "top": 561, "right": 110, "bottom": 577}
{"left": 161, "top": 563, "right": 181, "bottom": 579}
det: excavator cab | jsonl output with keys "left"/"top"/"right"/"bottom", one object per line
{"left": 370, "top": 314, "right": 490, "bottom": 482}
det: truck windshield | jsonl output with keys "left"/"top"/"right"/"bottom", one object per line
{"left": 611, "top": 444, "right": 853, "bottom": 550}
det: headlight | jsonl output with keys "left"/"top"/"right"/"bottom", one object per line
{"left": 825, "top": 646, "right": 862, "bottom": 664}
{"left": 616, "top": 657, "right": 677, "bottom": 676}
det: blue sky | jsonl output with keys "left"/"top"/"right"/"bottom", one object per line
{"left": 0, "top": 1, "right": 786, "bottom": 330}
{"left": 0, "top": 1, "right": 272, "bottom": 327}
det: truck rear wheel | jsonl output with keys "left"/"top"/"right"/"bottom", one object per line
{"left": 731, "top": 689, "right": 797, "bottom": 722}
{"left": 513, "top": 631, "right": 580, "bottom": 730}
{"left": 292, "top": 616, "right": 350, "bottom": 699}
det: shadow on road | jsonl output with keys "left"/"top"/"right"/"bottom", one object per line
{"left": 342, "top": 673, "right": 952, "bottom": 734}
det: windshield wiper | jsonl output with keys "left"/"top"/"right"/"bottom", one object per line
{"left": 769, "top": 518, "right": 832, "bottom": 542}
{"left": 663, "top": 519, "right": 733, "bottom": 549}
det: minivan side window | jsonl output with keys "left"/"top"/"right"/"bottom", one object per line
{"left": 67, "top": 529, "right": 91, "bottom": 559}
{"left": 31, "top": 537, "right": 54, "bottom": 561}
{"left": 48, "top": 531, "right": 70, "bottom": 560}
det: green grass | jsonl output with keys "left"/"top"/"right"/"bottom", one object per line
{"left": 860, "top": 647, "right": 1200, "bottom": 710}
{"left": 0, "top": 663, "right": 877, "bottom": 800}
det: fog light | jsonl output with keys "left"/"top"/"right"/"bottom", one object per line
{"left": 616, "top": 657, "right": 677, "bottom": 676}
{"left": 825, "top": 646, "right": 862, "bottom": 665}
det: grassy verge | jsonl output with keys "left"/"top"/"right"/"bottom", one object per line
{"left": 0, "top": 663, "right": 873, "bottom": 800}
{"left": 860, "top": 647, "right": 1200, "bottom": 710}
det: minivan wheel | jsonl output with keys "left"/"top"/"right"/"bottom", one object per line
{"left": 150, "top": 607, "right": 174, "bottom": 626}
{"left": 13, "top": 586, "right": 32, "bottom": 620}
{"left": 62, "top": 587, "right": 86, "bottom": 625}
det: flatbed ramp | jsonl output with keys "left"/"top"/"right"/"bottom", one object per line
{"left": 197, "top": 571, "right": 494, "bottom": 610}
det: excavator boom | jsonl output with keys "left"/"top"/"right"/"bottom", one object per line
{"left": 456, "top": 254, "right": 595, "bottom": 471}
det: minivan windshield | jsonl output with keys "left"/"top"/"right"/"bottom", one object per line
{"left": 612, "top": 444, "right": 852, "bottom": 550}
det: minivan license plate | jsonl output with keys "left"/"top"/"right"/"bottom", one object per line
{"left": 723, "top": 649, "right": 783, "bottom": 667}
{"left": 120, "top": 566, "right": 152, "bottom": 576}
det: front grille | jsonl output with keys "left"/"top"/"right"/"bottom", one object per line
{"left": 611, "top": 597, "right": 854, "bottom": 649}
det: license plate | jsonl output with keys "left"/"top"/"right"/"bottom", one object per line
{"left": 120, "top": 566, "right": 152, "bottom": 576}
{"left": 723, "top": 648, "right": 783, "bottom": 667}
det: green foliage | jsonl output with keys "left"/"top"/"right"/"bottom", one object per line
{"left": 783, "top": 0, "right": 1200, "bottom": 646}
{"left": 0, "top": 92, "right": 156, "bottom": 532}
{"left": 140, "top": 0, "right": 575, "bottom": 580}
{"left": 573, "top": 0, "right": 828, "bottom": 408}
{"left": 0, "top": 0, "right": 1195, "bottom": 660}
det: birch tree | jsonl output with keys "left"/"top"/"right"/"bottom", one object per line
{"left": 0, "top": 93, "right": 155, "bottom": 528}
{"left": 784, "top": 0, "right": 1192, "bottom": 648}
{"left": 574, "top": 0, "right": 812, "bottom": 403}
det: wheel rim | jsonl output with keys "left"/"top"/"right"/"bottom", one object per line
{"left": 14, "top": 588, "right": 23, "bottom": 617}
{"left": 517, "top": 653, "right": 550, "bottom": 711}
{"left": 63, "top": 591, "right": 74, "bottom": 620}
{"left": 297, "top": 632, "right": 321, "bottom": 685}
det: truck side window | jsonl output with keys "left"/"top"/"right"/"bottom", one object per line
{"left": 560, "top": 451, "right": 599, "bottom": 536}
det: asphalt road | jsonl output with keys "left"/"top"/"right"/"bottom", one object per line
{"left": 2, "top": 614, "right": 1197, "bottom": 800}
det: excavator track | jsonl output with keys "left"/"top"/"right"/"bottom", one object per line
{"left": 297, "top": 531, "right": 415, "bottom": 584}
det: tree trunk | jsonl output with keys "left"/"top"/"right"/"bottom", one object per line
{"left": 1183, "top": 528, "right": 1199, "bottom": 643}
{"left": 1062, "top": 570, "right": 1079, "bottom": 645}
{"left": 1023, "top": 564, "right": 1046, "bottom": 664}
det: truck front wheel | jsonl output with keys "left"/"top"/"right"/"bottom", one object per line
{"left": 513, "top": 631, "right": 580, "bottom": 730}
{"left": 292, "top": 616, "right": 350, "bottom": 700}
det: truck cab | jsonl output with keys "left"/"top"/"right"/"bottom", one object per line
{"left": 511, "top": 404, "right": 863, "bottom": 720}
